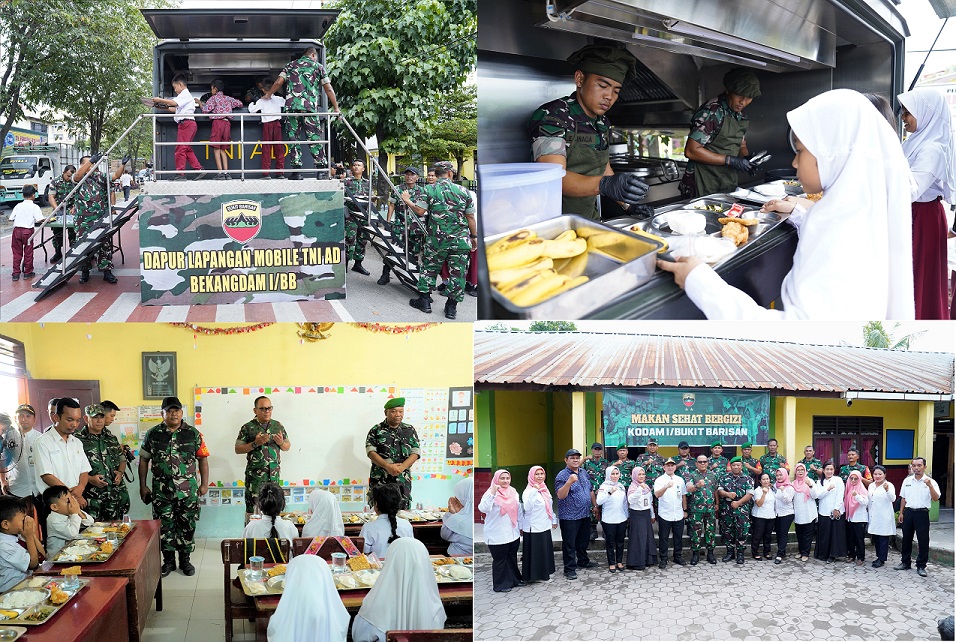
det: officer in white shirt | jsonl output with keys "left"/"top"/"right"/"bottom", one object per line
{"left": 33, "top": 398, "right": 92, "bottom": 508}
{"left": 1, "top": 406, "right": 43, "bottom": 508}
{"left": 653, "top": 457, "right": 687, "bottom": 568}
{"left": 894, "top": 457, "right": 940, "bottom": 577}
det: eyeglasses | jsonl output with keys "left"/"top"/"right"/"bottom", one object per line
{"left": 256, "top": 406, "right": 273, "bottom": 412}
{"left": 697, "top": 459, "right": 709, "bottom": 463}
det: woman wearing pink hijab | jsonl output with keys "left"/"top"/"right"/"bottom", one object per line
{"left": 844, "top": 470, "right": 869, "bottom": 565}
{"left": 521, "top": 465, "right": 557, "bottom": 583}
{"left": 477, "top": 469, "right": 522, "bottom": 592}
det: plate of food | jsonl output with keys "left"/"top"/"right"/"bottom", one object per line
{"left": 53, "top": 542, "right": 98, "bottom": 563}
{"left": 431, "top": 557, "right": 457, "bottom": 567}
{"left": 0, "top": 590, "right": 49, "bottom": 611}
{"left": 333, "top": 574, "right": 360, "bottom": 591}
{"left": 437, "top": 565, "right": 473, "bottom": 582}
{"left": 352, "top": 569, "right": 381, "bottom": 587}
{"left": 266, "top": 576, "right": 285, "bottom": 591}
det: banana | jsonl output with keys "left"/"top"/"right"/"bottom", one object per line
{"left": 541, "top": 236, "right": 587, "bottom": 259}
{"left": 489, "top": 258, "right": 554, "bottom": 290}
{"left": 555, "top": 250, "right": 588, "bottom": 278}
{"left": 545, "top": 274, "right": 589, "bottom": 298}
{"left": 487, "top": 238, "right": 546, "bottom": 271}
{"left": 508, "top": 272, "right": 570, "bottom": 308}
{"left": 552, "top": 229, "right": 577, "bottom": 243}
{"left": 487, "top": 229, "right": 537, "bottom": 254}
{"left": 499, "top": 269, "right": 558, "bottom": 298}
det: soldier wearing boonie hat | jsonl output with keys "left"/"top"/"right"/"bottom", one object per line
{"left": 528, "top": 44, "right": 653, "bottom": 220}
{"left": 366, "top": 397, "right": 421, "bottom": 509}
{"left": 76, "top": 403, "right": 130, "bottom": 523}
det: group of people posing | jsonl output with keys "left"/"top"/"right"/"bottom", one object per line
{"left": 480, "top": 439, "right": 941, "bottom": 593}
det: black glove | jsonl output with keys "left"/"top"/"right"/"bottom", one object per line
{"left": 630, "top": 204, "right": 655, "bottom": 219}
{"left": 725, "top": 155, "right": 757, "bottom": 176}
{"left": 122, "top": 155, "right": 131, "bottom": 165}
{"left": 89, "top": 152, "right": 103, "bottom": 165}
{"left": 599, "top": 173, "right": 649, "bottom": 205}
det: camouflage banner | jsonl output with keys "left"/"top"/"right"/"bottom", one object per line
{"left": 139, "top": 189, "right": 345, "bottom": 305}
{"left": 603, "top": 388, "right": 771, "bottom": 447}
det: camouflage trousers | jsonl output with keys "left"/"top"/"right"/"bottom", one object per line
{"left": 85, "top": 482, "right": 131, "bottom": 522}
{"left": 77, "top": 215, "right": 113, "bottom": 271}
{"left": 688, "top": 510, "right": 717, "bottom": 552}
{"left": 345, "top": 215, "right": 368, "bottom": 262}
{"left": 245, "top": 470, "right": 280, "bottom": 514}
{"left": 367, "top": 470, "right": 412, "bottom": 510}
{"left": 51, "top": 226, "right": 77, "bottom": 256}
{"left": 721, "top": 504, "right": 751, "bottom": 553}
{"left": 152, "top": 492, "right": 200, "bottom": 553}
{"left": 417, "top": 236, "right": 470, "bottom": 303}
{"left": 389, "top": 216, "right": 423, "bottom": 263}
{"left": 283, "top": 111, "right": 326, "bottom": 168}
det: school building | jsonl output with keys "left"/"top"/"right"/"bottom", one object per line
{"left": 475, "top": 331, "right": 955, "bottom": 520}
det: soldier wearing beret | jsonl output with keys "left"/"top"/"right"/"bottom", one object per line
{"left": 234, "top": 396, "right": 291, "bottom": 517}
{"left": 529, "top": 44, "right": 652, "bottom": 220}
{"left": 76, "top": 404, "right": 130, "bottom": 522}
{"left": 717, "top": 456, "right": 754, "bottom": 564}
{"left": 680, "top": 67, "right": 762, "bottom": 198}
{"left": 739, "top": 442, "right": 762, "bottom": 483}
{"left": 366, "top": 398, "right": 421, "bottom": 510}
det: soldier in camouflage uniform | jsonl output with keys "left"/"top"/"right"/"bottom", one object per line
{"left": 47, "top": 165, "right": 78, "bottom": 263}
{"left": 77, "top": 404, "right": 130, "bottom": 521}
{"left": 740, "top": 442, "right": 762, "bottom": 484}
{"left": 610, "top": 445, "right": 636, "bottom": 489}
{"left": 379, "top": 166, "right": 425, "bottom": 285}
{"left": 685, "top": 454, "right": 719, "bottom": 565}
{"left": 264, "top": 46, "right": 340, "bottom": 179}
{"left": 839, "top": 447, "right": 873, "bottom": 487}
{"left": 403, "top": 161, "right": 477, "bottom": 320}
{"left": 71, "top": 154, "right": 125, "bottom": 284}
{"left": 799, "top": 445, "right": 824, "bottom": 483}
{"left": 635, "top": 439, "right": 664, "bottom": 489}
{"left": 674, "top": 441, "right": 693, "bottom": 480}
{"left": 709, "top": 441, "right": 731, "bottom": 549}
{"left": 234, "top": 396, "right": 290, "bottom": 516}
{"left": 366, "top": 398, "right": 420, "bottom": 510}
{"left": 717, "top": 457, "right": 754, "bottom": 564}
{"left": 138, "top": 396, "right": 209, "bottom": 577}
{"left": 341, "top": 160, "right": 371, "bottom": 275}
{"left": 758, "top": 438, "right": 790, "bottom": 483}
{"left": 582, "top": 442, "right": 609, "bottom": 541}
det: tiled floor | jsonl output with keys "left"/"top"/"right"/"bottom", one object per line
{"left": 142, "top": 538, "right": 256, "bottom": 642}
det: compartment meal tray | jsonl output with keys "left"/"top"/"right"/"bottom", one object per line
{"left": 0, "top": 578, "right": 90, "bottom": 626}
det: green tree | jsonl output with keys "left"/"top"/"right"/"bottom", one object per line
{"left": 415, "top": 85, "right": 476, "bottom": 175}
{"left": 862, "top": 321, "right": 925, "bottom": 350}
{"left": 484, "top": 322, "right": 520, "bottom": 332}
{"left": 528, "top": 321, "right": 578, "bottom": 332}
{"left": 324, "top": 0, "right": 476, "bottom": 169}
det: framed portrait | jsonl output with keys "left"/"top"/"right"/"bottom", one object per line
{"left": 142, "top": 352, "right": 177, "bottom": 400}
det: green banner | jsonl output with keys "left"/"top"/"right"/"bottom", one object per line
{"left": 603, "top": 388, "right": 770, "bottom": 447}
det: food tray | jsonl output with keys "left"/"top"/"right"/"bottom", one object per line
{"left": 486, "top": 214, "right": 664, "bottom": 319}
{"left": 0, "top": 578, "right": 90, "bottom": 626}
{"left": 79, "top": 521, "right": 135, "bottom": 540}
{"left": 342, "top": 512, "right": 375, "bottom": 524}
{"left": 432, "top": 557, "right": 474, "bottom": 584}
{"left": 238, "top": 568, "right": 288, "bottom": 597}
{"left": 0, "top": 626, "right": 26, "bottom": 640}
{"left": 397, "top": 510, "right": 442, "bottom": 523}
{"left": 50, "top": 538, "right": 119, "bottom": 564}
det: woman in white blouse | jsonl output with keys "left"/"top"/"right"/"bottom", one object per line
{"left": 844, "top": 470, "right": 869, "bottom": 565}
{"left": 772, "top": 468, "right": 795, "bottom": 564}
{"left": 814, "top": 462, "right": 847, "bottom": 563}
{"left": 477, "top": 469, "right": 522, "bottom": 592}
{"left": 866, "top": 465, "right": 897, "bottom": 568}
{"left": 625, "top": 467, "right": 657, "bottom": 570}
{"left": 520, "top": 466, "right": 556, "bottom": 583}
{"left": 596, "top": 465, "right": 628, "bottom": 573}
{"left": 791, "top": 463, "right": 820, "bottom": 562}
{"left": 750, "top": 473, "right": 775, "bottom": 560}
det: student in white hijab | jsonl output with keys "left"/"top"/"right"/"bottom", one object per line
{"left": 302, "top": 487, "right": 346, "bottom": 538}
{"left": 351, "top": 537, "right": 447, "bottom": 642}
{"left": 897, "top": 87, "right": 955, "bottom": 320}
{"left": 659, "top": 88, "right": 914, "bottom": 320}
{"left": 266, "top": 554, "right": 350, "bottom": 642}
{"left": 440, "top": 477, "right": 474, "bottom": 556}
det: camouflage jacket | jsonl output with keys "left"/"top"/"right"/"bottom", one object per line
{"left": 758, "top": 453, "right": 790, "bottom": 480}
{"left": 718, "top": 472, "right": 754, "bottom": 504}
{"left": 236, "top": 419, "right": 288, "bottom": 480}
{"left": 51, "top": 176, "right": 74, "bottom": 210}
{"left": 74, "top": 169, "right": 109, "bottom": 219}
{"left": 414, "top": 178, "right": 475, "bottom": 241}
{"left": 342, "top": 176, "right": 370, "bottom": 199}
{"left": 366, "top": 420, "right": 421, "bottom": 469}
{"left": 675, "top": 454, "right": 694, "bottom": 479}
{"left": 279, "top": 55, "right": 329, "bottom": 112}
{"left": 609, "top": 459, "right": 635, "bottom": 488}
{"left": 528, "top": 93, "right": 611, "bottom": 160}
{"left": 685, "top": 469, "right": 719, "bottom": 513}
{"left": 140, "top": 422, "right": 204, "bottom": 496}
{"left": 76, "top": 426, "right": 125, "bottom": 480}
{"left": 839, "top": 463, "right": 872, "bottom": 483}
{"left": 709, "top": 455, "right": 730, "bottom": 476}
{"left": 799, "top": 457, "right": 823, "bottom": 482}
{"left": 684, "top": 94, "right": 749, "bottom": 179}
{"left": 390, "top": 182, "right": 425, "bottom": 212}
{"left": 741, "top": 456, "right": 762, "bottom": 481}
{"left": 582, "top": 457, "right": 609, "bottom": 491}
{"left": 635, "top": 453, "right": 665, "bottom": 487}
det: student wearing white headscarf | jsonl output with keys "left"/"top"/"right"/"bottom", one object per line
{"left": 302, "top": 487, "right": 345, "bottom": 538}
{"left": 266, "top": 554, "right": 350, "bottom": 642}
{"left": 897, "top": 87, "right": 955, "bottom": 319}
{"left": 595, "top": 465, "right": 628, "bottom": 572}
{"left": 659, "top": 88, "right": 914, "bottom": 320}
{"left": 440, "top": 477, "right": 474, "bottom": 556}
{"left": 351, "top": 537, "right": 447, "bottom": 642}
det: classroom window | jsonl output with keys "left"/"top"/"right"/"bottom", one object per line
{"left": 0, "top": 335, "right": 27, "bottom": 413}
{"left": 812, "top": 416, "right": 883, "bottom": 469}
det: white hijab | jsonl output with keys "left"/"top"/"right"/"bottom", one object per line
{"left": 898, "top": 87, "right": 956, "bottom": 203}
{"left": 783, "top": 88, "right": 914, "bottom": 320}
{"left": 302, "top": 488, "right": 345, "bottom": 538}
{"left": 266, "top": 554, "right": 350, "bottom": 642}
{"left": 357, "top": 537, "right": 446, "bottom": 634}
{"left": 442, "top": 477, "right": 473, "bottom": 538}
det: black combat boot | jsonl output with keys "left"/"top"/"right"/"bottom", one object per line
{"left": 161, "top": 552, "right": 176, "bottom": 577}
{"left": 103, "top": 270, "right": 118, "bottom": 284}
{"left": 690, "top": 552, "right": 699, "bottom": 566}
{"left": 736, "top": 551, "right": 745, "bottom": 565}
{"left": 78, "top": 270, "right": 90, "bottom": 284}
{"left": 465, "top": 282, "right": 478, "bottom": 297}
{"left": 179, "top": 551, "right": 195, "bottom": 576}
{"left": 409, "top": 292, "right": 432, "bottom": 313}
{"left": 722, "top": 548, "right": 735, "bottom": 563}
{"left": 351, "top": 260, "right": 370, "bottom": 276}
{"left": 444, "top": 298, "right": 457, "bottom": 320}
{"left": 707, "top": 549, "right": 717, "bottom": 564}
{"left": 376, "top": 264, "right": 390, "bottom": 285}
{"left": 288, "top": 172, "right": 303, "bottom": 180}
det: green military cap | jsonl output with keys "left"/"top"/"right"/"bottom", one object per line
{"left": 724, "top": 67, "right": 761, "bottom": 98}
{"left": 729, "top": 456, "right": 744, "bottom": 464}
{"left": 741, "top": 442, "right": 753, "bottom": 449}
{"left": 85, "top": 403, "right": 106, "bottom": 417}
{"left": 647, "top": 438, "right": 658, "bottom": 445}
{"left": 567, "top": 44, "right": 637, "bottom": 85}
{"left": 663, "top": 457, "right": 677, "bottom": 465}
{"left": 711, "top": 440, "right": 723, "bottom": 448}
{"left": 616, "top": 444, "right": 628, "bottom": 450}
{"left": 384, "top": 397, "right": 405, "bottom": 410}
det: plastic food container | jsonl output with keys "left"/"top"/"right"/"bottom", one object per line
{"left": 479, "top": 163, "right": 565, "bottom": 237}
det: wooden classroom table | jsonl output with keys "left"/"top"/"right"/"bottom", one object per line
{"left": 20, "top": 576, "right": 130, "bottom": 642}
{"left": 294, "top": 520, "right": 448, "bottom": 555}
{"left": 37, "top": 520, "right": 162, "bottom": 642}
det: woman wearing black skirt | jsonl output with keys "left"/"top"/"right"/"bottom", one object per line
{"left": 477, "top": 469, "right": 522, "bottom": 592}
{"left": 814, "top": 462, "right": 847, "bottom": 563}
{"left": 521, "top": 465, "right": 556, "bottom": 582}
{"left": 625, "top": 466, "right": 657, "bottom": 570}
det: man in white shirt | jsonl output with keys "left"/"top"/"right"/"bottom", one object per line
{"left": 653, "top": 458, "right": 687, "bottom": 568}
{"left": 152, "top": 73, "right": 206, "bottom": 181}
{"left": 119, "top": 171, "right": 133, "bottom": 201}
{"left": 0, "top": 406, "right": 43, "bottom": 508}
{"left": 894, "top": 457, "right": 941, "bottom": 577}
{"left": 33, "top": 398, "right": 92, "bottom": 508}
